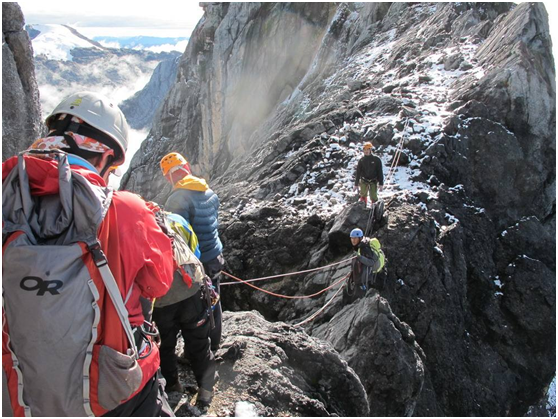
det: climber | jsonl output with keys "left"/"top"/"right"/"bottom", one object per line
{"left": 160, "top": 152, "right": 225, "bottom": 352}
{"left": 148, "top": 204, "right": 216, "bottom": 410}
{"left": 355, "top": 141, "right": 384, "bottom": 206}
{"left": 2, "top": 91, "right": 175, "bottom": 416}
{"left": 343, "top": 228, "right": 385, "bottom": 305}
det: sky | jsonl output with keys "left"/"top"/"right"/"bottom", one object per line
{"left": 18, "top": 1, "right": 205, "bottom": 38}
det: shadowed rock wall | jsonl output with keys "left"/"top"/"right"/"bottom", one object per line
{"left": 2, "top": 2, "right": 44, "bottom": 161}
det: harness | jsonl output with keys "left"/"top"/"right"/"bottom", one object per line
{"left": 360, "top": 177, "right": 378, "bottom": 184}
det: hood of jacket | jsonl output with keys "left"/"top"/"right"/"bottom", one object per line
{"left": 3, "top": 155, "right": 110, "bottom": 244}
{"left": 174, "top": 174, "right": 209, "bottom": 192}
{"left": 2, "top": 155, "right": 106, "bottom": 193}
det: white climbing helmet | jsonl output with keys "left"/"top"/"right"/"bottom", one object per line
{"left": 45, "top": 91, "right": 129, "bottom": 165}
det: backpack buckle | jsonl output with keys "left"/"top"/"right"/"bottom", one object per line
{"left": 88, "top": 242, "right": 108, "bottom": 267}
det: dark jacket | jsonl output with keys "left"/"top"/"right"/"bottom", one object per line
{"left": 165, "top": 177, "right": 223, "bottom": 264}
{"left": 352, "top": 238, "right": 380, "bottom": 289}
{"left": 355, "top": 154, "right": 384, "bottom": 186}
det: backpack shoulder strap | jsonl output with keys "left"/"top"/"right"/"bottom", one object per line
{"left": 89, "top": 241, "right": 138, "bottom": 359}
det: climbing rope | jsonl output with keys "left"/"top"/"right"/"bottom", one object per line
{"left": 374, "top": 96, "right": 412, "bottom": 214}
{"left": 382, "top": 116, "right": 409, "bottom": 190}
{"left": 381, "top": 86, "right": 412, "bottom": 206}
{"left": 220, "top": 256, "right": 355, "bottom": 286}
{"left": 220, "top": 270, "right": 350, "bottom": 300}
{"left": 364, "top": 199, "right": 377, "bottom": 237}
{"left": 293, "top": 273, "right": 349, "bottom": 327}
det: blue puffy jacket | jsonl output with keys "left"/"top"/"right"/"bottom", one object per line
{"left": 164, "top": 175, "right": 223, "bottom": 263}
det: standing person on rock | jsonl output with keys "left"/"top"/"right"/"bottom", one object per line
{"left": 160, "top": 152, "right": 225, "bottom": 352}
{"left": 2, "top": 92, "right": 175, "bottom": 416}
{"left": 343, "top": 228, "right": 385, "bottom": 305}
{"left": 147, "top": 204, "right": 217, "bottom": 411}
{"left": 355, "top": 141, "right": 384, "bottom": 207}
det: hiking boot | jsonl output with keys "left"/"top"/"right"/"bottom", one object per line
{"left": 166, "top": 380, "right": 184, "bottom": 393}
{"left": 195, "top": 399, "right": 210, "bottom": 412}
{"left": 195, "top": 387, "right": 213, "bottom": 409}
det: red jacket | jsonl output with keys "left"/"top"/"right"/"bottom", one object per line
{"left": 2, "top": 155, "right": 174, "bottom": 415}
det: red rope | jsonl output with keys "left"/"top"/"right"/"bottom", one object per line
{"left": 220, "top": 271, "right": 350, "bottom": 300}
{"left": 293, "top": 276, "right": 348, "bottom": 327}
{"left": 220, "top": 257, "right": 355, "bottom": 286}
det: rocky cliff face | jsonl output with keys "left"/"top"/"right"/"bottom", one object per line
{"left": 314, "top": 294, "right": 426, "bottom": 416}
{"left": 123, "top": 3, "right": 555, "bottom": 416}
{"left": 2, "top": 2, "right": 44, "bottom": 161}
{"left": 121, "top": 2, "right": 338, "bottom": 199}
{"left": 120, "top": 56, "right": 180, "bottom": 129}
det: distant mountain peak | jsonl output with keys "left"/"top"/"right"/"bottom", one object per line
{"left": 25, "top": 24, "right": 102, "bottom": 61}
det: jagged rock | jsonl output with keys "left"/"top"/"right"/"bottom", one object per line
{"left": 451, "top": 2, "right": 555, "bottom": 225}
{"left": 424, "top": 117, "right": 540, "bottom": 228}
{"left": 444, "top": 53, "right": 464, "bottom": 71}
{"left": 364, "top": 95, "right": 402, "bottom": 115}
{"left": 347, "top": 79, "right": 365, "bottom": 91}
{"left": 2, "top": 2, "right": 44, "bottom": 161}
{"left": 454, "top": 99, "right": 490, "bottom": 119}
{"left": 313, "top": 294, "right": 425, "bottom": 416}
{"left": 495, "top": 216, "right": 556, "bottom": 270}
{"left": 211, "top": 311, "right": 369, "bottom": 417}
{"left": 328, "top": 203, "right": 374, "bottom": 254}
{"left": 371, "top": 123, "right": 395, "bottom": 147}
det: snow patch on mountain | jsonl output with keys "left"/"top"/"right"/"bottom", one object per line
{"left": 27, "top": 24, "right": 102, "bottom": 61}
{"left": 270, "top": 27, "right": 486, "bottom": 219}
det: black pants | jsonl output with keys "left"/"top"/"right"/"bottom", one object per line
{"left": 152, "top": 290, "right": 216, "bottom": 393}
{"left": 203, "top": 254, "right": 224, "bottom": 352}
{"left": 103, "top": 371, "right": 173, "bottom": 417}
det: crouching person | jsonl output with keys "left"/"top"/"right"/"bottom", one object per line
{"left": 149, "top": 207, "right": 217, "bottom": 411}
{"left": 343, "top": 228, "right": 385, "bottom": 304}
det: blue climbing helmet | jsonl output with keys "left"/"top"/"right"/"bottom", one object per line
{"left": 350, "top": 228, "right": 364, "bottom": 238}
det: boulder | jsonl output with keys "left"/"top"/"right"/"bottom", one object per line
{"left": 212, "top": 311, "right": 369, "bottom": 417}
{"left": 314, "top": 294, "right": 425, "bottom": 416}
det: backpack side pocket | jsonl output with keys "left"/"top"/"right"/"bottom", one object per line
{"left": 97, "top": 345, "right": 143, "bottom": 411}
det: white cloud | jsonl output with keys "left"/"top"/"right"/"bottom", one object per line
{"left": 141, "top": 40, "right": 189, "bottom": 53}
